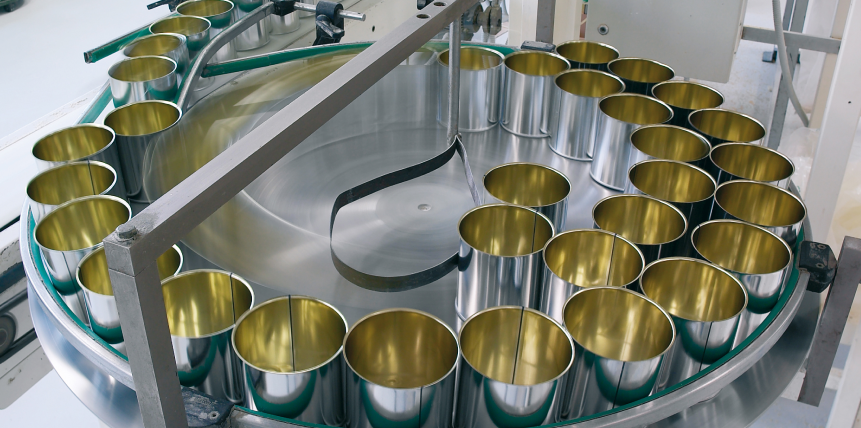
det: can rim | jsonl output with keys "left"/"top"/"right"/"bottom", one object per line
{"left": 640, "top": 256, "right": 749, "bottom": 322}
{"left": 607, "top": 57, "right": 675, "bottom": 84}
{"left": 541, "top": 228, "right": 645, "bottom": 290}
{"left": 691, "top": 219, "right": 794, "bottom": 275}
{"left": 598, "top": 92, "right": 674, "bottom": 125}
{"left": 629, "top": 124, "right": 711, "bottom": 163}
{"left": 32, "top": 124, "right": 117, "bottom": 163}
{"left": 687, "top": 108, "right": 766, "bottom": 143}
{"left": 108, "top": 55, "right": 178, "bottom": 83}
{"left": 26, "top": 160, "right": 118, "bottom": 206}
{"left": 502, "top": 50, "right": 571, "bottom": 76}
{"left": 709, "top": 142, "right": 796, "bottom": 181}
{"left": 76, "top": 244, "right": 183, "bottom": 297}
{"left": 554, "top": 68, "right": 626, "bottom": 98}
{"left": 592, "top": 194, "right": 688, "bottom": 245}
{"left": 104, "top": 100, "right": 183, "bottom": 137}
{"left": 458, "top": 305, "right": 575, "bottom": 386}
{"left": 713, "top": 179, "right": 807, "bottom": 227}
{"left": 554, "top": 40, "right": 620, "bottom": 64}
{"left": 149, "top": 15, "right": 212, "bottom": 37}
{"left": 626, "top": 159, "right": 717, "bottom": 204}
{"left": 436, "top": 45, "right": 505, "bottom": 70}
{"left": 483, "top": 162, "right": 573, "bottom": 207}
{"left": 231, "top": 295, "right": 349, "bottom": 375}
{"left": 176, "top": 0, "right": 235, "bottom": 19}
{"left": 562, "top": 286, "right": 677, "bottom": 362}
{"left": 122, "top": 33, "right": 188, "bottom": 57}
{"left": 160, "top": 269, "right": 255, "bottom": 339}
{"left": 342, "top": 307, "right": 460, "bottom": 390}
{"left": 33, "top": 195, "right": 132, "bottom": 253}
{"left": 457, "top": 203, "right": 556, "bottom": 256}
{"left": 650, "top": 80, "right": 725, "bottom": 109}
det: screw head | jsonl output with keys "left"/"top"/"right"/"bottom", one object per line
{"left": 597, "top": 24, "right": 609, "bottom": 35}
{"left": 818, "top": 244, "right": 827, "bottom": 249}
{"left": 209, "top": 411, "right": 219, "bottom": 420}
{"left": 816, "top": 262, "right": 825, "bottom": 269}
{"left": 116, "top": 224, "right": 138, "bottom": 240}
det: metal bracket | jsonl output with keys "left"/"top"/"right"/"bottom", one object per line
{"left": 798, "top": 241, "right": 838, "bottom": 293}
{"left": 798, "top": 237, "right": 861, "bottom": 406}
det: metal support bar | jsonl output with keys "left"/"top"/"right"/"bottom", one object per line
{"left": 741, "top": 26, "right": 841, "bottom": 54}
{"left": 177, "top": 3, "right": 275, "bottom": 110}
{"left": 799, "top": 237, "right": 861, "bottom": 406}
{"left": 292, "top": 1, "right": 366, "bottom": 20}
{"left": 447, "top": 19, "right": 461, "bottom": 141}
{"left": 535, "top": 0, "right": 556, "bottom": 43}
{"left": 107, "top": 258, "right": 187, "bottom": 428}
{"left": 766, "top": 0, "right": 809, "bottom": 149}
{"left": 104, "top": 2, "right": 478, "bottom": 426}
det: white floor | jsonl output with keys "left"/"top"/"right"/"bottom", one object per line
{"left": 1, "top": 371, "right": 100, "bottom": 428}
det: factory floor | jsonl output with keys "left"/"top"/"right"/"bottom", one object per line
{"left": 0, "top": 0, "right": 860, "bottom": 426}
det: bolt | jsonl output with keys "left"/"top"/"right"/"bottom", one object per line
{"left": 816, "top": 262, "right": 825, "bottom": 269}
{"left": 418, "top": 204, "right": 432, "bottom": 212}
{"left": 597, "top": 24, "right": 609, "bottom": 35}
{"left": 209, "top": 411, "right": 219, "bottom": 420}
{"left": 818, "top": 244, "right": 827, "bottom": 249}
{"left": 116, "top": 224, "right": 138, "bottom": 240}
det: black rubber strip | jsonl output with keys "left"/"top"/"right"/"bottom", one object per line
{"left": 329, "top": 135, "right": 481, "bottom": 292}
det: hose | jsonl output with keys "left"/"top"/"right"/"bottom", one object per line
{"left": 772, "top": 0, "right": 810, "bottom": 127}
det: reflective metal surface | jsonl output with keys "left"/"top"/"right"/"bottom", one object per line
{"left": 688, "top": 109, "right": 766, "bottom": 146}
{"left": 103, "top": 100, "right": 182, "bottom": 202}
{"left": 549, "top": 70, "right": 624, "bottom": 160}
{"left": 455, "top": 306, "right": 574, "bottom": 427}
{"left": 20, "top": 44, "right": 823, "bottom": 428}
{"left": 540, "top": 229, "right": 643, "bottom": 322}
{"left": 592, "top": 195, "right": 687, "bottom": 264}
{"left": 626, "top": 159, "right": 716, "bottom": 256}
{"left": 691, "top": 220, "right": 792, "bottom": 344}
{"left": 500, "top": 51, "right": 569, "bottom": 137}
{"left": 270, "top": 10, "right": 300, "bottom": 34}
{"left": 483, "top": 162, "right": 570, "bottom": 231}
{"left": 108, "top": 56, "right": 178, "bottom": 107}
{"left": 563, "top": 287, "right": 675, "bottom": 419}
{"left": 438, "top": 47, "right": 504, "bottom": 132}
{"left": 234, "top": 296, "right": 346, "bottom": 425}
{"left": 640, "top": 258, "right": 747, "bottom": 390}
{"left": 33, "top": 196, "right": 131, "bottom": 323}
{"left": 711, "top": 180, "right": 806, "bottom": 249}
{"left": 177, "top": 0, "right": 237, "bottom": 85}
{"left": 123, "top": 33, "right": 190, "bottom": 76}
{"left": 628, "top": 124, "right": 711, "bottom": 171}
{"left": 607, "top": 58, "right": 674, "bottom": 95}
{"left": 163, "top": 270, "right": 254, "bottom": 402}
{"left": 344, "top": 309, "right": 458, "bottom": 428}
{"left": 77, "top": 245, "right": 182, "bottom": 352}
{"left": 457, "top": 204, "right": 554, "bottom": 320}
{"left": 651, "top": 81, "right": 724, "bottom": 129}
{"left": 555, "top": 41, "right": 619, "bottom": 71}
{"left": 233, "top": 0, "right": 269, "bottom": 51}
{"left": 26, "top": 161, "right": 119, "bottom": 223}
{"left": 150, "top": 16, "right": 212, "bottom": 54}
{"left": 708, "top": 142, "right": 795, "bottom": 188}
{"left": 591, "top": 94, "right": 673, "bottom": 190}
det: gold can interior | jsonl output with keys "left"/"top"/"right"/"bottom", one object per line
{"left": 27, "top": 162, "right": 115, "bottom": 206}
{"left": 109, "top": 56, "right": 175, "bottom": 82}
{"left": 104, "top": 101, "right": 181, "bottom": 136}
{"left": 715, "top": 181, "right": 806, "bottom": 227}
{"left": 439, "top": 47, "right": 502, "bottom": 71}
{"left": 652, "top": 81, "right": 724, "bottom": 110}
{"left": 459, "top": 205, "right": 554, "bottom": 256}
{"left": 484, "top": 163, "right": 570, "bottom": 207}
{"left": 35, "top": 196, "right": 130, "bottom": 252}
{"left": 504, "top": 51, "right": 569, "bottom": 76}
{"left": 600, "top": 94, "right": 673, "bottom": 125}
{"left": 688, "top": 109, "right": 765, "bottom": 143}
{"left": 563, "top": 287, "right": 674, "bottom": 361}
{"left": 692, "top": 221, "right": 791, "bottom": 275}
{"left": 78, "top": 245, "right": 182, "bottom": 296}
{"left": 628, "top": 160, "right": 715, "bottom": 203}
{"left": 150, "top": 16, "right": 211, "bottom": 37}
{"left": 124, "top": 34, "right": 183, "bottom": 57}
{"left": 461, "top": 307, "right": 572, "bottom": 385}
{"left": 544, "top": 230, "right": 643, "bottom": 288}
{"left": 593, "top": 195, "right": 686, "bottom": 245}
{"left": 556, "top": 69, "right": 624, "bottom": 98}
{"left": 234, "top": 297, "right": 346, "bottom": 373}
{"left": 630, "top": 125, "right": 710, "bottom": 162}
{"left": 608, "top": 58, "right": 674, "bottom": 84}
{"left": 162, "top": 271, "right": 254, "bottom": 338}
{"left": 177, "top": 0, "right": 233, "bottom": 17}
{"left": 32, "top": 125, "right": 113, "bottom": 163}
{"left": 641, "top": 258, "right": 747, "bottom": 322}
{"left": 344, "top": 310, "right": 458, "bottom": 389}
{"left": 556, "top": 41, "right": 619, "bottom": 65}
{"left": 710, "top": 143, "right": 794, "bottom": 182}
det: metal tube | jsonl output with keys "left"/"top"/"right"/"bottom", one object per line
{"left": 447, "top": 19, "right": 462, "bottom": 142}
{"left": 291, "top": 2, "right": 366, "bottom": 20}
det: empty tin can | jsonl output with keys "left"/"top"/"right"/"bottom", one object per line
{"left": 562, "top": 287, "right": 675, "bottom": 418}
{"left": 457, "top": 204, "right": 555, "bottom": 320}
{"left": 455, "top": 306, "right": 574, "bottom": 427}
{"left": 150, "top": 15, "right": 212, "bottom": 55}
{"left": 500, "top": 50, "right": 570, "bottom": 137}
{"left": 555, "top": 40, "right": 620, "bottom": 71}
{"left": 108, "top": 56, "right": 178, "bottom": 107}
{"left": 607, "top": 58, "right": 674, "bottom": 95}
{"left": 344, "top": 309, "right": 459, "bottom": 428}
{"left": 438, "top": 47, "right": 505, "bottom": 132}
{"left": 688, "top": 109, "right": 766, "bottom": 146}
{"left": 549, "top": 69, "right": 625, "bottom": 160}
{"left": 691, "top": 220, "right": 792, "bottom": 344}
{"left": 123, "top": 33, "right": 190, "bottom": 75}
{"left": 628, "top": 124, "right": 711, "bottom": 171}
{"left": 711, "top": 180, "right": 806, "bottom": 249}
{"left": 233, "top": 0, "right": 270, "bottom": 51}
{"left": 233, "top": 296, "right": 347, "bottom": 425}
{"left": 640, "top": 258, "right": 747, "bottom": 390}
{"left": 163, "top": 270, "right": 255, "bottom": 402}
{"left": 26, "top": 161, "right": 120, "bottom": 223}
{"left": 708, "top": 142, "right": 795, "bottom": 188}
{"left": 77, "top": 245, "right": 182, "bottom": 353}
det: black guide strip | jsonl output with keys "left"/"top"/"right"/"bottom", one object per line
{"left": 329, "top": 135, "right": 481, "bottom": 292}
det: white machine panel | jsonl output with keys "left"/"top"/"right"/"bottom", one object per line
{"left": 585, "top": 0, "right": 747, "bottom": 83}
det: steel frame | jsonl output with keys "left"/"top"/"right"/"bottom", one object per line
{"left": 102, "top": 1, "right": 475, "bottom": 426}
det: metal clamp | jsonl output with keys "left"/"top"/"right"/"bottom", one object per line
{"left": 798, "top": 237, "right": 861, "bottom": 406}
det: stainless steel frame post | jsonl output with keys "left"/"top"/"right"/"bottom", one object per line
{"left": 448, "top": 19, "right": 461, "bottom": 141}
{"left": 103, "top": 1, "right": 479, "bottom": 427}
